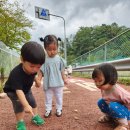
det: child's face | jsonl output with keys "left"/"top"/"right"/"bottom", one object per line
{"left": 22, "top": 61, "right": 41, "bottom": 75}
{"left": 93, "top": 73, "right": 112, "bottom": 90}
{"left": 45, "top": 43, "right": 58, "bottom": 57}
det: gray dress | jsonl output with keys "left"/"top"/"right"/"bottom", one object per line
{"left": 41, "top": 54, "right": 66, "bottom": 90}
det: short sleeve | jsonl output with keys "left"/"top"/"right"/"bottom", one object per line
{"left": 40, "top": 64, "right": 45, "bottom": 73}
{"left": 9, "top": 71, "right": 23, "bottom": 90}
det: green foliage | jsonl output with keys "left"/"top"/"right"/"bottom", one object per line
{"left": 0, "top": 0, "right": 33, "bottom": 50}
{"left": 0, "top": 67, "right": 5, "bottom": 93}
{"left": 118, "top": 77, "right": 130, "bottom": 85}
{"left": 0, "top": 85, "right": 3, "bottom": 93}
{"left": 0, "top": 67, "right": 4, "bottom": 78}
{"left": 0, "top": 79, "right": 4, "bottom": 93}
{"left": 72, "top": 73, "right": 130, "bottom": 86}
{"left": 72, "top": 72, "right": 92, "bottom": 79}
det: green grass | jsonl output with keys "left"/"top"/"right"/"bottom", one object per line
{"left": 72, "top": 72, "right": 130, "bottom": 86}
{"left": 0, "top": 78, "right": 5, "bottom": 93}
{"left": 0, "top": 85, "right": 3, "bottom": 93}
{"left": 118, "top": 77, "right": 130, "bottom": 85}
{"left": 72, "top": 72, "right": 92, "bottom": 78}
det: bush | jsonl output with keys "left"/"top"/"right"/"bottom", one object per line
{"left": 72, "top": 72, "right": 130, "bottom": 85}
{"left": 72, "top": 72, "right": 92, "bottom": 79}
{"left": 0, "top": 67, "right": 5, "bottom": 79}
{"left": 0, "top": 84, "right": 3, "bottom": 93}
{"left": 118, "top": 77, "right": 130, "bottom": 85}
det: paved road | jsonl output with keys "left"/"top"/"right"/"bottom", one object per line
{"left": 69, "top": 78, "right": 98, "bottom": 91}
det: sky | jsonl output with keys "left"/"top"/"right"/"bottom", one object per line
{"left": 10, "top": 0, "right": 130, "bottom": 43}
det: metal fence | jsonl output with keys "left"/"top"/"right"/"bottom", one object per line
{"left": 71, "top": 29, "right": 130, "bottom": 68}
{"left": 0, "top": 42, "right": 19, "bottom": 77}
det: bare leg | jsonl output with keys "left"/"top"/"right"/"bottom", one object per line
{"left": 15, "top": 112, "right": 25, "bottom": 121}
{"left": 32, "top": 107, "right": 38, "bottom": 116}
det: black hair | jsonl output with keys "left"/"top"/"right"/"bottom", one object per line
{"left": 21, "top": 41, "right": 45, "bottom": 65}
{"left": 44, "top": 35, "right": 58, "bottom": 49}
{"left": 92, "top": 63, "right": 118, "bottom": 85}
{"left": 40, "top": 35, "right": 61, "bottom": 49}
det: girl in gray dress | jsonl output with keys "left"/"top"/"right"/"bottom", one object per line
{"left": 38, "top": 35, "right": 68, "bottom": 118}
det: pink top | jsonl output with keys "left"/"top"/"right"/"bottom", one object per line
{"left": 101, "top": 84, "right": 130, "bottom": 110}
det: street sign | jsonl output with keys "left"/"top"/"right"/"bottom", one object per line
{"left": 35, "top": 6, "right": 50, "bottom": 20}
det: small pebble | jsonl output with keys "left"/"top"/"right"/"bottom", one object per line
{"left": 74, "top": 116, "right": 79, "bottom": 120}
{"left": 74, "top": 109, "right": 78, "bottom": 112}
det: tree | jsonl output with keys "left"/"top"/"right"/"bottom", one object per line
{"left": 0, "top": 0, "right": 33, "bottom": 50}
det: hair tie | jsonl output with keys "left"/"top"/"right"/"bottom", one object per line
{"left": 39, "top": 37, "right": 44, "bottom": 42}
{"left": 58, "top": 37, "right": 61, "bottom": 41}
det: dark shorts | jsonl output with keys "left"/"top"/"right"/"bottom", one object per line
{"left": 7, "top": 90, "right": 37, "bottom": 114}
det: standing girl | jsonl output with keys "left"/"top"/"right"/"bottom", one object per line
{"left": 38, "top": 35, "right": 68, "bottom": 118}
{"left": 92, "top": 63, "right": 130, "bottom": 130}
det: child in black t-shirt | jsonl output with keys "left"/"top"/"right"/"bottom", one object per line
{"left": 4, "top": 41, "right": 45, "bottom": 130}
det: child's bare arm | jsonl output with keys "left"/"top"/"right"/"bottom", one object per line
{"left": 34, "top": 70, "right": 43, "bottom": 88}
{"left": 61, "top": 70, "right": 68, "bottom": 85}
{"left": 16, "top": 90, "right": 34, "bottom": 116}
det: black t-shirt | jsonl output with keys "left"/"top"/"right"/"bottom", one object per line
{"left": 4, "top": 63, "right": 36, "bottom": 94}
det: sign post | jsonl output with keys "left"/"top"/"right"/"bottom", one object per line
{"left": 35, "top": 6, "right": 67, "bottom": 64}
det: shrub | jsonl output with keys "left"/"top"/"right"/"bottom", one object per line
{"left": 0, "top": 84, "right": 3, "bottom": 93}
{"left": 118, "top": 77, "right": 130, "bottom": 85}
{"left": 72, "top": 72, "right": 130, "bottom": 85}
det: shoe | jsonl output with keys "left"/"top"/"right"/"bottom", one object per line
{"left": 44, "top": 111, "right": 52, "bottom": 118}
{"left": 56, "top": 110, "right": 62, "bottom": 117}
{"left": 32, "top": 115, "right": 45, "bottom": 125}
{"left": 98, "top": 115, "right": 112, "bottom": 123}
{"left": 114, "top": 125, "right": 129, "bottom": 130}
{"left": 16, "top": 120, "right": 26, "bottom": 130}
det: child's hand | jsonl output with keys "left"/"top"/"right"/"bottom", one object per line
{"left": 34, "top": 77, "right": 42, "bottom": 88}
{"left": 35, "top": 82, "right": 41, "bottom": 88}
{"left": 64, "top": 79, "right": 69, "bottom": 85}
{"left": 24, "top": 105, "right": 34, "bottom": 116}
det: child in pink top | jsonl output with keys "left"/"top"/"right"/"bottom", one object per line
{"left": 92, "top": 63, "right": 130, "bottom": 130}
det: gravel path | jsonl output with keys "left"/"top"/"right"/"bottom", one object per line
{"left": 0, "top": 77, "right": 129, "bottom": 130}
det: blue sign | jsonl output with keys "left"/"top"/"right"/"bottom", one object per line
{"left": 35, "top": 6, "right": 50, "bottom": 20}
{"left": 41, "top": 9, "right": 47, "bottom": 16}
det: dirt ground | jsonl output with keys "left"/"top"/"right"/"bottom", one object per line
{"left": 0, "top": 77, "right": 130, "bottom": 130}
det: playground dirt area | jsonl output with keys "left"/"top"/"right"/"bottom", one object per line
{"left": 0, "top": 77, "right": 130, "bottom": 130}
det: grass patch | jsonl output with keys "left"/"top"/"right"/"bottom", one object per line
{"left": 72, "top": 72, "right": 92, "bottom": 79}
{"left": 72, "top": 72, "right": 130, "bottom": 85}
{"left": 0, "top": 78, "right": 5, "bottom": 93}
{"left": 118, "top": 77, "right": 130, "bottom": 85}
{"left": 0, "top": 84, "right": 3, "bottom": 93}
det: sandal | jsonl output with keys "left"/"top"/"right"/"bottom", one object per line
{"left": 98, "top": 115, "right": 111, "bottom": 123}
{"left": 114, "top": 125, "right": 129, "bottom": 130}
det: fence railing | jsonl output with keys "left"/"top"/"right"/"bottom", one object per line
{"left": 0, "top": 41, "right": 19, "bottom": 77}
{"left": 71, "top": 29, "right": 130, "bottom": 68}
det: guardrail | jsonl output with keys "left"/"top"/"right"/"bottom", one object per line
{"left": 73, "top": 58, "right": 130, "bottom": 72}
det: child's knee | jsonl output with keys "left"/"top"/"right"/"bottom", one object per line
{"left": 97, "top": 98, "right": 105, "bottom": 107}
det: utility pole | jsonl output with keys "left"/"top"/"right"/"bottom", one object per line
{"left": 49, "top": 14, "right": 67, "bottom": 63}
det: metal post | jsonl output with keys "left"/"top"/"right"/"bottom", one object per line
{"left": 49, "top": 13, "right": 67, "bottom": 64}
